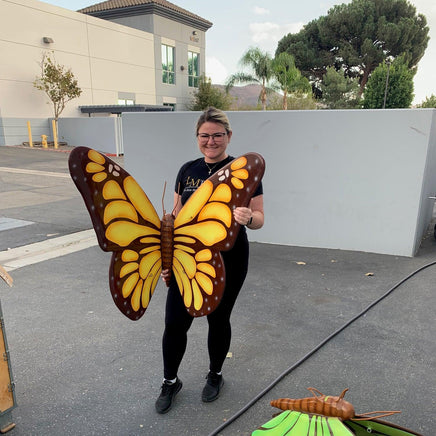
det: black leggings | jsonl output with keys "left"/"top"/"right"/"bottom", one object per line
{"left": 162, "top": 232, "right": 249, "bottom": 379}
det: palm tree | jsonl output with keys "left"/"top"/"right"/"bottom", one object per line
{"left": 225, "top": 48, "right": 274, "bottom": 110}
{"left": 272, "top": 52, "right": 312, "bottom": 110}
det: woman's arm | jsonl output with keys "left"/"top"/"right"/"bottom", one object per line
{"left": 172, "top": 192, "right": 182, "bottom": 216}
{"left": 233, "top": 194, "right": 264, "bottom": 230}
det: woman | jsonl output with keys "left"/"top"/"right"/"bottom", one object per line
{"left": 155, "top": 107, "right": 264, "bottom": 414}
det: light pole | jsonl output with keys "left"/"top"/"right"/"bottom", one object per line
{"left": 382, "top": 59, "right": 391, "bottom": 109}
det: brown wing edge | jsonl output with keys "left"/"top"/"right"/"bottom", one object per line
{"left": 344, "top": 418, "right": 424, "bottom": 436}
{"left": 210, "top": 152, "right": 265, "bottom": 253}
{"left": 68, "top": 146, "right": 114, "bottom": 251}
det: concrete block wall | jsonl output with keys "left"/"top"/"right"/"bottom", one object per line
{"left": 122, "top": 109, "right": 436, "bottom": 257}
{"left": 58, "top": 117, "right": 122, "bottom": 155}
{"left": 0, "top": 118, "right": 51, "bottom": 146}
{"left": 3, "top": 109, "right": 435, "bottom": 257}
{"left": 0, "top": 116, "right": 121, "bottom": 154}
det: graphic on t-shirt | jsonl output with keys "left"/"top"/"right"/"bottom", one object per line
{"left": 183, "top": 176, "right": 204, "bottom": 196}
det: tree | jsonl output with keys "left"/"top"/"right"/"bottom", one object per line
{"left": 363, "top": 57, "right": 415, "bottom": 109}
{"left": 271, "top": 52, "right": 312, "bottom": 110}
{"left": 226, "top": 48, "right": 274, "bottom": 110}
{"left": 188, "top": 75, "right": 233, "bottom": 111}
{"left": 276, "top": 19, "right": 334, "bottom": 93}
{"left": 34, "top": 52, "right": 82, "bottom": 121}
{"left": 267, "top": 92, "right": 317, "bottom": 111}
{"left": 417, "top": 95, "right": 436, "bottom": 108}
{"left": 276, "top": 0, "right": 429, "bottom": 96}
{"left": 320, "top": 67, "right": 361, "bottom": 109}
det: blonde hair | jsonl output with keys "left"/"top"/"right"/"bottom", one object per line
{"left": 196, "top": 107, "right": 232, "bottom": 134}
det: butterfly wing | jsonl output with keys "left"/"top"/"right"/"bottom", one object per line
{"left": 172, "top": 152, "right": 265, "bottom": 317}
{"left": 69, "top": 147, "right": 162, "bottom": 320}
{"left": 344, "top": 418, "right": 423, "bottom": 436}
{"left": 252, "top": 411, "right": 355, "bottom": 435}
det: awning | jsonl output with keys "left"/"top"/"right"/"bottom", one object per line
{"left": 79, "top": 104, "right": 173, "bottom": 115}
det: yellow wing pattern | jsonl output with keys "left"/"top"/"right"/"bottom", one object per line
{"left": 171, "top": 155, "right": 264, "bottom": 316}
{"left": 69, "top": 147, "right": 265, "bottom": 320}
{"left": 69, "top": 147, "right": 163, "bottom": 320}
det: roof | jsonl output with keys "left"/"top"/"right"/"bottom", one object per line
{"left": 78, "top": 0, "right": 212, "bottom": 30}
{"left": 79, "top": 104, "right": 173, "bottom": 115}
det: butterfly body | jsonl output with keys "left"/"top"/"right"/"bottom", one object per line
{"left": 271, "top": 388, "right": 401, "bottom": 422}
{"left": 69, "top": 147, "right": 265, "bottom": 321}
{"left": 271, "top": 388, "right": 355, "bottom": 420}
{"left": 255, "top": 388, "right": 420, "bottom": 436}
{"left": 160, "top": 213, "right": 175, "bottom": 285}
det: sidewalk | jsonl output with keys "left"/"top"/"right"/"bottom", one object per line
{"left": 0, "top": 146, "right": 435, "bottom": 435}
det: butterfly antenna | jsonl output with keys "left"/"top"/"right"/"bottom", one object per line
{"left": 162, "top": 181, "right": 167, "bottom": 215}
{"left": 352, "top": 411, "right": 401, "bottom": 421}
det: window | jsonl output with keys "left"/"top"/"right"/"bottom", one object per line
{"left": 188, "top": 51, "right": 199, "bottom": 87}
{"left": 163, "top": 103, "right": 176, "bottom": 111}
{"left": 118, "top": 98, "right": 135, "bottom": 105}
{"left": 118, "top": 92, "right": 135, "bottom": 105}
{"left": 162, "top": 44, "right": 175, "bottom": 85}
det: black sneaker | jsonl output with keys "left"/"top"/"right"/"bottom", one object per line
{"left": 202, "top": 372, "right": 224, "bottom": 402}
{"left": 155, "top": 378, "right": 183, "bottom": 414}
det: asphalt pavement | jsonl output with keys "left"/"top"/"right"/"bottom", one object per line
{"left": 0, "top": 145, "right": 435, "bottom": 435}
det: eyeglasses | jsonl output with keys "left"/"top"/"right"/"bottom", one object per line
{"left": 197, "top": 132, "right": 227, "bottom": 142}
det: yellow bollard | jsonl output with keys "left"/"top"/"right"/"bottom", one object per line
{"left": 27, "top": 121, "right": 33, "bottom": 147}
{"left": 41, "top": 134, "right": 48, "bottom": 148}
{"left": 52, "top": 119, "right": 58, "bottom": 149}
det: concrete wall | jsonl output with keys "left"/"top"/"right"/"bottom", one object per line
{"left": 57, "top": 118, "right": 122, "bottom": 155}
{"left": 0, "top": 118, "right": 50, "bottom": 146}
{"left": 122, "top": 109, "right": 436, "bottom": 257}
{"left": 0, "top": 117, "right": 122, "bottom": 153}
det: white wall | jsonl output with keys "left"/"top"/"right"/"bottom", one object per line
{"left": 0, "top": 118, "right": 50, "bottom": 146}
{"left": 58, "top": 117, "right": 122, "bottom": 155}
{"left": 122, "top": 109, "right": 436, "bottom": 257}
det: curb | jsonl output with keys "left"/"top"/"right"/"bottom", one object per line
{"left": 5, "top": 144, "right": 118, "bottom": 157}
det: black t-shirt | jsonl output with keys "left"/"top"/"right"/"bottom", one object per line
{"left": 174, "top": 156, "right": 263, "bottom": 205}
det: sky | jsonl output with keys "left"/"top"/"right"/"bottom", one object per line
{"left": 45, "top": 0, "right": 435, "bottom": 104}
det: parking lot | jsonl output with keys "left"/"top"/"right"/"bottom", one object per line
{"left": 0, "top": 145, "right": 435, "bottom": 435}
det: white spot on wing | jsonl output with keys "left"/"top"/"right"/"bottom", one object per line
{"left": 218, "top": 168, "right": 230, "bottom": 181}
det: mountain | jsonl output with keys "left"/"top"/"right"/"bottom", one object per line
{"left": 214, "top": 84, "right": 264, "bottom": 109}
{"left": 213, "top": 83, "right": 318, "bottom": 111}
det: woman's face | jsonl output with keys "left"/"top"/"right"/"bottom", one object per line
{"left": 197, "top": 121, "right": 232, "bottom": 163}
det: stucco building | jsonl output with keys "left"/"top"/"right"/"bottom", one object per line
{"left": 0, "top": 0, "right": 212, "bottom": 122}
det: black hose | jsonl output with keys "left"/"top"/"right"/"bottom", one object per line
{"left": 208, "top": 260, "right": 436, "bottom": 436}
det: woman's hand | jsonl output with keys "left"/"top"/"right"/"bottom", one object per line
{"left": 161, "top": 269, "right": 171, "bottom": 287}
{"left": 233, "top": 196, "right": 264, "bottom": 229}
{"left": 233, "top": 207, "right": 252, "bottom": 226}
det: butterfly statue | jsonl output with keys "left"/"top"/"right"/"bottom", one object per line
{"left": 252, "top": 388, "right": 422, "bottom": 436}
{"left": 68, "top": 147, "right": 265, "bottom": 321}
